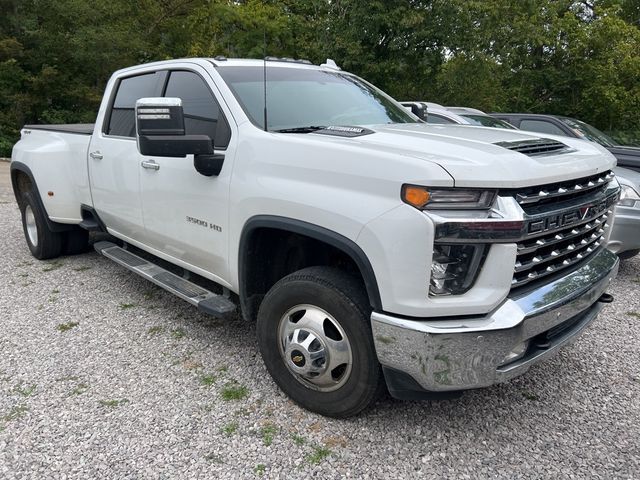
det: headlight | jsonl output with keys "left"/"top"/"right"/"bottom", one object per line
{"left": 619, "top": 183, "right": 640, "bottom": 207}
{"left": 402, "top": 185, "right": 496, "bottom": 210}
{"left": 430, "top": 244, "right": 487, "bottom": 296}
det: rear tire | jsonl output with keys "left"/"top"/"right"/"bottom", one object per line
{"left": 19, "top": 190, "right": 64, "bottom": 260}
{"left": 257, "top": 266, "right": 382, "bottom": 418}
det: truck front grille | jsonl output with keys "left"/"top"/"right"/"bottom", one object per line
{"left": 512, "top": 209, "right": 611, "bottom": 288}
{"left": 508, "top": 170, "right": 616, "bottom": 289}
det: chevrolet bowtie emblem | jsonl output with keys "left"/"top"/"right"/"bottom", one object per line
{"left": 580, "top": 206, "right": 590, "bottom": 219}
{"left": 292, "top": 355, "right": 304, "bottom": 364}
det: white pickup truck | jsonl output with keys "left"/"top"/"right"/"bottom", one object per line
{"left": 11, "top": 58, "right": 621, "bottom": 417}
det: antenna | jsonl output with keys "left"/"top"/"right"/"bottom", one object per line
{"left": 263, "top": 30, "right": 268, "bottom": 132}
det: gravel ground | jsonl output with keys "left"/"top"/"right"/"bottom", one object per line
{"left": 0, "top": 196, "right": 639, "bottom": 479}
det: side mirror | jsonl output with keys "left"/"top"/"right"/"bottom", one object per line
{"left": 135, "top": 98, "right": 213, "bottom": 157}
{"left": 410, "top": 103, "right": 428, "bottom": 122}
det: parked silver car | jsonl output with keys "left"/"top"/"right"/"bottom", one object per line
{"left": 609, "top": 167, "right": 640, "bottom": 259}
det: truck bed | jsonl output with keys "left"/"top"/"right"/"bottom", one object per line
{"left": 24, "top": 124, "right": 94, "bottom": 135}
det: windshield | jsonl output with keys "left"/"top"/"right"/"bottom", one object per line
{"left": 460, "top": 114, "right": 516, "bottom": 129}
{"left": 216, "top": 66, "right": 418, "bottom": 131}
{"left": 559, "top": 117, "right": 618, "bottom": 147}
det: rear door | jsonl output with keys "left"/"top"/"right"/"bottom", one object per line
{"left": 139, "top": 66, "right": 234, "bottom": 283}
{"left": 88, "top": 70, "right": 167, "bottom": 240}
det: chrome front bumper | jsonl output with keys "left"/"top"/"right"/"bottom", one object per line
{"left": 371, "top": 247, "right": 619, "bottom": 393}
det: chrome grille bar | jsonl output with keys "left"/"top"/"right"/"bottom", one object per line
{"left": 515, "top": 228, "right": 604, "bottom": 273}
{"left": 516, "top": 215, "right": 607, "bottom": 255}
{"left": 512, "top": 242, "right": 603, "bottom": 288}
{"left": 515, "top": 171, "right": 614, "bottom": 205}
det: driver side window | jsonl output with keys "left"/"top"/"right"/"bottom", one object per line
{"left": 164, "top": 70, "right": 231, "bottom": 149}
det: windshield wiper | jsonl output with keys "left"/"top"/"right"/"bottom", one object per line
{"left": 272, "top": 126, "right": 327, "bottom": 133}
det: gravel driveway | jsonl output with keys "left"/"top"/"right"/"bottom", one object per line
{"left": 0, "top": 194, "right": 639, "bottom": 478}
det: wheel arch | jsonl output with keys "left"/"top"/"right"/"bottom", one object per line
{"left": 238, "top": 215, "right": 382, "bottom": 321}
{"left": 10, "top": 161, "right": 74, "bottom": 233}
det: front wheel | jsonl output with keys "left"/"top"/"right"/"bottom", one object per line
{"left": 257, "top": 266, "right": 382, "bottom": 418}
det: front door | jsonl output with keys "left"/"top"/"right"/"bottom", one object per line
{"left": 139, "top": 67, "right": 234, "bottom": 284}
{"left": 89, "top": 70, "right": 167, "bottom": 241}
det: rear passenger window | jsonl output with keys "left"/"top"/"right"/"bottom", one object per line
{"left": 107, "top": 72, "right": 166, "bottom": 137}
{"left": 519, "top": 119, "right": 566, "bottom": 136}
{"left": 164, "top": 71, "right": 231, "bottom": 149}
{"left": 427, "top": 114, "right": 457, "bottom": 125}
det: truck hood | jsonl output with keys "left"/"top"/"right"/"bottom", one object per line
{"left": 340, "top": 124, "right": 616, "bottom": 188}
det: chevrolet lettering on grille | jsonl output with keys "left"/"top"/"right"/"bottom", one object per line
{"left": 527, "top": 200, "right": 608, "bottom": 235}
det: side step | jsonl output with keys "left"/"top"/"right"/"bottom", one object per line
{"left": 94, "top": 241, "right": 236, "bottom": 317}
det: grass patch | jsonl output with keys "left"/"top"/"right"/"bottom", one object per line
{"left": 221, "top": 383, "right": 249, "bottom": 401}
{"left": 72, "top": 266, "right": 92, "bottom": 272}
{"left": 57, "top": 321, "right": 79, "bottom": 332}
{"left": 147, "top": 326, "right": 164, "bottom": 335}
{"left": 99, "top": 398, "right": 129, "bottom": 408}
{"left": 171, "top": 328, "right": 186, "bottom": 339}
{"left": 119, "top": 303, "right": 137, "bottom": 310}
{"left": 42, "top": 260, "right": 63, "bottom": 272}
{"left": 2, "top": 405, "right": 29, "bottom": 422}
{"left": 627, "top": 311, "right": 640, "bottom": 319}
{"left": 291, "top": 434, "right": 305, "bottom": 446}
{"left": 522, "top": 391, "right": 539, "bottom": 401}
{"left": 306, "top": 446, "right": 331, "bottom": 465}
{"left": 221, "top": 421, "right": 238, "bottom": 436}
{"left": 254, "top": 464, "right": 266, "bottom": 476}
{"left": 261, "top": 424, "right": 278, "bottom": 446}
{"left": 70, "top": 383, "right": 89, "bottom": 395}
{"left": 143, "top": 290, "right": 156, "bottom": 301}
{"left": 199, "top": 374, "right": 217, "bottom": 387}
{"left": 14, "top": 383, "right": 36, "bottom": 397}
{"left": 216, "top": 365, "right": 229, "bottom": 373}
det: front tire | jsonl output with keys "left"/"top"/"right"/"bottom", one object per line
{"left": 19, "top": 190, "right": 64, "bottom": 260}
{"left": 257, "top": 266, "right": 382, "bottom": 418}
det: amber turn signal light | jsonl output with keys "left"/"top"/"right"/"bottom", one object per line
{"left": 402, "top": 185, "right": 430, "bottom": 208}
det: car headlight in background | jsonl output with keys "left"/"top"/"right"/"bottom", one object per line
{"left": 619, "top": 183, "right": 640, "bottom": 207}
{"left": 402, "top": 185, "right": 497, "bottom": 210}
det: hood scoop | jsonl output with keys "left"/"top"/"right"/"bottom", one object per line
{"left": 495, "top": 138, "right": 571, "bottom": 156}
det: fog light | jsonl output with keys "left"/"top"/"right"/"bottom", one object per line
{"left": 429, "top": 244, "right": 487, "bottom": 296}
{"left": 501, "top": 341, "right": 529, "bottom": 365}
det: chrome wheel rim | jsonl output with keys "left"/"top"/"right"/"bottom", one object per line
{"left": 25, "top": 205, "right": 38, "bottom": 247}
{"left": 278, "top": 304, "right": 353, "bottom": 392}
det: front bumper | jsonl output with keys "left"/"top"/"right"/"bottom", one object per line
{"left": 371, "top": 247, "right": 619, "bottom": 397}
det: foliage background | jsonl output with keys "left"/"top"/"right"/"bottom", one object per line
{"left": 1, "top": 0, "right": 639, "bottom": 155}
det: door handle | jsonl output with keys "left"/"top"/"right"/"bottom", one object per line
{"left": 141, "top": 160, "right": 160, "bottom": 171}
{"left": 89, "top": 151, "right": 103, "bottom": 160}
